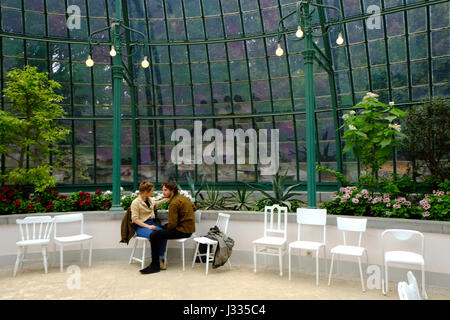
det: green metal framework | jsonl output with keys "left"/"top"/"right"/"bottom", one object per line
{"left": 0, "top": 0, "right": 449, "bottom": 192}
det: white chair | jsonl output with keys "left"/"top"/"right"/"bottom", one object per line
{"left": 398, "top": 271, "right": 421, "bottom": 300}
{"left": 53, "top": 213, "right": 93, "bottom": 272}
{"left": 164, "top": 211, "right": 202, "bottom": 271}
{"left": 328, "top": 217, "right": 368, "bottom": 292}
{"left": 129, "top": 234, "right": 150, "bottom": 270}
{"left": 381, "top": 229, "right": 427, "bottom": 299}
{"left": 253, "top": 205, "right": 288, "bottom": 277}
{"left": 191, "top": 213, "right": 232, "bottom": 275}
{"left": 289, "top": 208, "right": 327, "bottom": 286}
{"left": 13, "top": 216, "right": 54, "bottom": 277}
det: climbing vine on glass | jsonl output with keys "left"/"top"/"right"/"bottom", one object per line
{"left": 341, "top": 92, "right": 406, "bottom": 193}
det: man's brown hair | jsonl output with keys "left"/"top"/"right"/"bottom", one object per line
{"left": 138, "top": 181, "right": 154, "bottom": 193}
{"left": 162, "top": 181, "right": 179, "bottom": 195}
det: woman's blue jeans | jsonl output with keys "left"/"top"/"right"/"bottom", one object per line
{"left": 135, "top": 219, "right": 167, "bottom": 259}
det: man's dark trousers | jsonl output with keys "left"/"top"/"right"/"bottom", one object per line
{"left": 149, "top": 228, "right": 191, "bottom": 267}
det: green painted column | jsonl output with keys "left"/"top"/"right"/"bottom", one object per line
{"left": 110, "top": 1, "right": 124, "bottom": 212}
{"left": 302, "top": 2, "right": 317, "bottom": 208}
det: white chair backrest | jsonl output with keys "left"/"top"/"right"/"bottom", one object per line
{"left": 398, "top": 271, "right": 421, "bottom": 300}
{"left": 336, "top": 217, "right": 367, "bottom": 247}
{"left": 263, "top": 205, "right": 288, "bottom": 239}
{"left": 53, "top": 213, "right": 85, "bottom": 237}
{"left": 296, "top": 208, "right": 327, "bottom": 243}
{"left": 381, "top": 229, "right": 424, "bottom": 256}
{"left": 216, "top": 213, "right": 230, "bottom": 234}
{"left": 16, "top": 216, "right": 54, "bottom": 242}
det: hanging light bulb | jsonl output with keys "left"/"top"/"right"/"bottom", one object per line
{"left": 275, "top": 43, "right": 284, "bottom": 57}
{"left": 141, "top": 56, "right": 150, "bottom": 68}
{"left": 295, "top": 26, "right": 304, "bottom": 38}
{"left": 109, "top": 46, "right": 117, "bottom": 57}
{"left": 336, "top": 32, "right": 344, "bottom": 45}
{"left": 85, "top": 55, "right": 94, "bottom": 67}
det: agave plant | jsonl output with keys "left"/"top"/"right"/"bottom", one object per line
{"left": 197, "top": 183, "right": 228, "bottom": 210}
{"left": 186, "top": 173, "right": 206, "bottom": 205}
{"left": 228, "top": 185, "right": 255, "bottom": 211}
{"left": 245, "top": 171, "right": 303, "bottom": 210}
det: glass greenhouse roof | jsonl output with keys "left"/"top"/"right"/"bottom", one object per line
{"left": 0, "top": 0, "right": 448, "bottom": 190}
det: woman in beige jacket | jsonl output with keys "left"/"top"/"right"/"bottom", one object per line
{"left": 130, "top": 181, "right": 169, "bottom": 269}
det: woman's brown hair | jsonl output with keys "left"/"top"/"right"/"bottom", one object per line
{"left": 138, "top": 181, "right": 154, "bottom": 193}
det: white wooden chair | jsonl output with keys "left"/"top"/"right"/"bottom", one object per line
{"left": 381, "top": 229, "right": 427, "bottom": 299}
{"left": 164, "top": 211, "right": 202, "bottom": 271}
{"left": 328, "top": 217, "right": 368, "bottom": 292}
{"left": 289, "top": 208, "right": 327, "bottom": 286}
{"left": 13, "top": 216, "right": 54, "bottom": 277}
{"left": 191, "top": 213, "right": 232, "bottom": 275}
{"left": 129, "top": 235, "right": 151, "bottom": 269}
{"left": 253, "top": 205, "right": 288, "bottom": 277}
{"left": 53, "top": 213, "right": 93, "bottom": 272}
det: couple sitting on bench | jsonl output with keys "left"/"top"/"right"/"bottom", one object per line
{"left": 130, "top": 180, "right": 196, "bottom": 274}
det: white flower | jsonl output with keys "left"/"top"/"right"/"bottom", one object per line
{"left": 342, "top": 114, "right": 349, "bottom": 120}
{"left": 121, "top": 195, "right": 126, "bottom": 200}
{"left": 389, "top": 123, "right": 402, "bottom": 132}
{"left": 348, "top": 125, "right": 357, "bottom": 131}
{"left": 349, "top": 110, "right": 356, "bottom": 115}
{"left": 363, "top": 92, "right": 379, "bottom": 100}
{"left": 120, "top": 187, "right": 124, "bottom": 192}
{"left": 389, "top": 101, "right": 395, "bottom": 106}
{"left": 104, "top": 190, "right": 112, "bottom": 196}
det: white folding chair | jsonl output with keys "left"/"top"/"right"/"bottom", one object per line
{"left": 53, "top": 213, "right": 93, "bottom": 272}
{"left": 289, "top": 208, "right": 327, "bottom": 286}
{"left": 253, "top": 205, "right": 288, "bottom": 277}
{"left": 398, "top": 271, "right": 421, "bottom": 300}
{"left": 328, "top": 217, "right": 368, "bottom": 292}
{"left": 13, "top": 216, "right": 54, "bottom": 277}
{"left": 381, "top": 229, "right": 427, "bottom": 299}
{"left": 164, "top": 211, "right": 202, "bottom": 271}
{"left": 192, "top": 213, "right": 232, "bottom": 275}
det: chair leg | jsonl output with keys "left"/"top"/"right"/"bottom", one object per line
{"left": 315, "top": 250, "right": 319, "bottom": 287}
{"left": 322, "top": 246, "right": 328, "bottom": 278}
{"left": 181, "top": 242, "right": 185, "bottom": 272}
{"left": 328, "top": 253, "right": 335, "bottom": 286}
{"left": 279, "top": 247, "right": 283, "bottom": 277}
{"left": 205, "top": 244, "right": 210, "bottom": 275}
{"left": 80, "top": 243, "right": 84, "bottom": 263}
{"left": 384, "top": 262, "right": 389, "bottom": 295}
{"left": 253, "top": 245, "right": 257, "bottom": 273}
{"left": 192, "top": 242, "right": 199, "bottom": 268}
{"left": 88, "top": 240, "right": 93, "bottom": 268}
{"left": 288, "top": 246, "right": 292, "bottom": 281}
{"left": 141, "top": 240, "right": 146, "bottom": 270}
{"left": 21, "top": 246, "right": 27, "bottom": 270}
{"left": 59, "top": 245, "right": 64, "bottom": 272}
{"left": 13, "top": 247, "right": 22, "bottom": 277}
{"left": 358, "top": 257, "right": 365, "bottom": 292}
{"left": 421, "top": 265, "right": 428, "bottom": 300}
{"left": 129, "top": 238, "right": 137, "bottom": 264}
{"left": 42, "top": 246, "right": 48, "bottom": 274}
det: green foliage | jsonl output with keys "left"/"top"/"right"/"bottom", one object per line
{"left": 316, "top": 165, "right": 351, "bottom": 186}
{"left": 403, "top": 98, "right": 450, "bottom": 180}
{"left": 186, "top": 173, "right": 206, "bottom": 205}
{"left": 196, "top": 184, "right": 228, "bottom": 210}
{"left": 251, "top": 198, "right": 303, "bottom": 213}
{"left": 228, "top": 185, "right": 255, "bottom": 211}
{"left": 341, "top": 92, "right": 406, "bottom": 193}
{"left": 245, "top": 171, "right": 304, "bottom": 210}
{"left": 0, "top": 66, "right": 70, "bottom": 190}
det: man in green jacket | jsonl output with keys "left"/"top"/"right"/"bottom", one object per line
{"left": 140, "top": 181, "right": 196, "bottom": 274}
